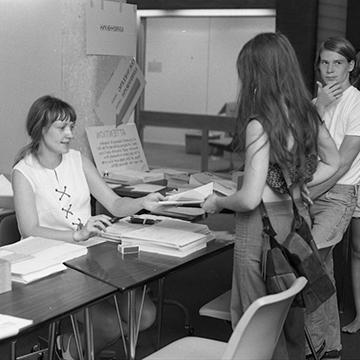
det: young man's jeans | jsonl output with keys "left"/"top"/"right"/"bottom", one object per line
{"left": 305, "top": 184, "right": 357, "bottom": 354}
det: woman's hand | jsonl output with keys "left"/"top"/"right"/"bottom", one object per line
{"left": 73, "top": 214, "right": 112, "bottom": 242}
{"left": 201, "top": 194, "right": 223, "bottom": 214}
{"left": 141, "top": 192, "right": 165, "bottom": 212}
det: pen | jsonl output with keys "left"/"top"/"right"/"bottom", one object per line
{"left": 128, "top": 216, "right": 156, "bottom": 225}
{"left": 110, "top": 217, "right": 121, "bottom": 224}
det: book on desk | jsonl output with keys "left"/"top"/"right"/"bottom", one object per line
{"left": 0, "top": 237, "right": 88, "bottom": 284}
{"left": 102, "top": 215, "right": 215, "bottom": 257}
{"left": 0, "top": 314, "right": 33, "bottom": 340}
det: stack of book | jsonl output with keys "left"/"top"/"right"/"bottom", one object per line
{"left": 0, "top": 314, "right": 33, "bottom": 339}
{"left": 0, "top": 237, "right": 88, "bottom": 284}
{"left": 102, "top": 216, "right": 215, "bottom": 257}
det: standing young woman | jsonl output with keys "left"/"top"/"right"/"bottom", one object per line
{"left": 12, "top": 95, "right": 164, "bottom": 360}
{"left": 307, "top": 38, "right": 360, "bottom": 358}
{"left": 201, "top": 32, "right": 340, "bottom": 359}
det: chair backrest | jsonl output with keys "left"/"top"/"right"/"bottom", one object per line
{"left": 0, "top": 214, "right": 21, "bottom": 246}
{"left": 221, "top": 276, "right": 307, "bottom": 360}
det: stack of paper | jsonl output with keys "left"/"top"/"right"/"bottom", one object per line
{"left": 151, "top": 206, "right": 205, "bottom": 221}
{"left": 121, "top": 227, "right": 209, "bottom": 257}
{"left": 102, "top": 215, "right": 215, "bottom": 257}
{"left": 104, "top": 169, "right": 165, "bottom": 185}
{"left": 0, "top": 314, "right": 33, "bottom": 339}
{"left": 151, "top": 168, "right": 190, "bottom": 187}
{"left": 189, "top": 172, "right": 237, "bottom": 196}
{"left": 0, "top": 237, "right": 88, "bottom": 284}
{"left": 159, "top": 183, "right": 213, "bottom": 206}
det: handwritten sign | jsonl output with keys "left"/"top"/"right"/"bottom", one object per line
{"left": 86, "top": 1, "right": 137, "bottom": 56}
{"left": 95, "top": 57, "right": 145, "bottom": 126}
{"left": 86, "top": 124, "right": 149, "bottom": 175}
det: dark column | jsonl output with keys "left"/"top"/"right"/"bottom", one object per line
{"left": 346, "top": 0, "right": 360, "bottom": 51}
{"left": 276, "top": 0, "right": 319, "bottom": 92}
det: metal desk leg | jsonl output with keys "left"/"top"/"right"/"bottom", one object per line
{"left": 10, "top": 340, "right": 16, "bottom": 360}
{"left": 84, "top": 307, "right": 94, "bottom": 360}
{"left": 156, "top": 277, "right": 165, "bottom": 349}
{"left": 126, "top": 286, "right": 147, "bottom": 360}
{"left": 113, "top": 294, "right": 128, "bottom": 359}
{"left": 47, "top": 322, "right": 57, "bottom": 360}
{"left": 70, "top": 314, "right": 84, "bottom": 360}
{"left": 127, "top": 290, "right": 137, "bottom": 360}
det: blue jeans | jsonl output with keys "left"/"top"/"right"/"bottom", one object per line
{"left": 306, "top": 184, "right": 357, "bottom": 354}
{"left": 232, "top": 199, "right": 309, "bottom": 360}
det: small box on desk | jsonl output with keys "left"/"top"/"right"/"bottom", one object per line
{"left": 117, "top": 244, "right": 139, "bottom": 255}
{"left": 0, "top": 259, "right": 12, "bottom": 294}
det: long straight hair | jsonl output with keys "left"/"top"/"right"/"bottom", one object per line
{"left": 234, "top": 32, "right": 320, "bottom": 181}
{"left": 14, "top": 95, "right": 76, "bottom": 166}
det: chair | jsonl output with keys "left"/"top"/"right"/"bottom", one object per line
{"left": 199, "top": 288, "right": 321, "bottom": 360}
{"left": 0, "top": 213, "right": 21, "bottom": 246}
{"left": 199, "top": 289, "right": 231, "bottom": 322}
{"left": 143, "top": 277, "right": 307, "bottom": 360}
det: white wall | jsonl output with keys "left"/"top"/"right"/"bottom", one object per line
{"left": 143, "top": 16, "right": 275, "bottom": 145}
{"left": 0, "top": 0, "right": 62, "bottom": 173}
{"left": 0, "top": 0, "right": 123, "bottom": 174}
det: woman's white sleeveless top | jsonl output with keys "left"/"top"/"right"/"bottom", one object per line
{"left": 13, "top": 149, "right": 91, "bottom": 231}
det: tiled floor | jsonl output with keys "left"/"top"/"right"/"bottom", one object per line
{"left": 2, "top": 143, "right": 360, "bottom": 359}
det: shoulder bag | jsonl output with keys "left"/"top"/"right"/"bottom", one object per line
{"left": 261, "top": 182, "right": 335, "bottom": 314}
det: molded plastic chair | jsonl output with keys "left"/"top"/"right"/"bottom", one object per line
{"left": 199, "top": 287, "right": 321, "bottom": 359}
{"left": 143, "top": 277, "right": 307, "bottom": 360}
{"left": 199, "top": 289, "right": 231, "bottom": 322}
{"left": 0, "top": 213, "right": 20, "bottom": 246}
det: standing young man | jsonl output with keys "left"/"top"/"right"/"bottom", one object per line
{"left": 307, "top": 37, "right": 360, "bottom": 360}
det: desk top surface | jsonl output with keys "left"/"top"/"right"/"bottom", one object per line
{"left": 65, "top": 239, "right": 233, "bottom": 292}
{"left": 0, "top": 268, "right": 117, "bottom": 340}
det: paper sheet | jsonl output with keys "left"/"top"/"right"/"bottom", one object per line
{"left": 159, "top": 183, "right": 213, "bottom": 206}
{"left": 0, "top": 175, "right": 13, "bottom": 196}
{"left": 0, "top": 314, "right": 33, "bottom": 340}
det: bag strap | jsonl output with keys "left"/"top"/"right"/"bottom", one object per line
{"left": 259, "top": 201, "right": 277, "bottom": 238}
{"left": 260, "top": 168, "right": 302, "bottom": 240}
{"left": 281, "top": 170, "right": 303, "bottom": 228}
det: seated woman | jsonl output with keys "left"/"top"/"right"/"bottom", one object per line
{"left": 12, "top": 95, "right": 164, "bottom": 360}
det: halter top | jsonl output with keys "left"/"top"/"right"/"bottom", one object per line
{"left": 266, "top": 154, "right": 318, "bottom": 194}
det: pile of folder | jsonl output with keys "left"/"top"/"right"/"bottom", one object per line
{"left": 0, "top": 237, "right": 88, "bottom": 284}
{"left": 102, "top": 215, "right": 215, "bottom": 257}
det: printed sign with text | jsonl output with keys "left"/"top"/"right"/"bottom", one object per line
{"left": 86, "top": 123, "right": 148, "bottom": 176}
{"left": 86, "top": 1, "right": 137, "bottom": 56}
{"left": 95, "top": 57, "right": 145, "bottom": 126}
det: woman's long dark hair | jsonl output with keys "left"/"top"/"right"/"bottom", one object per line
{"left": 14, "top": 95, "right": 76, "bottom": 166}
{"left": 234, "top": 32, "right": 320, "bottom": 181}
